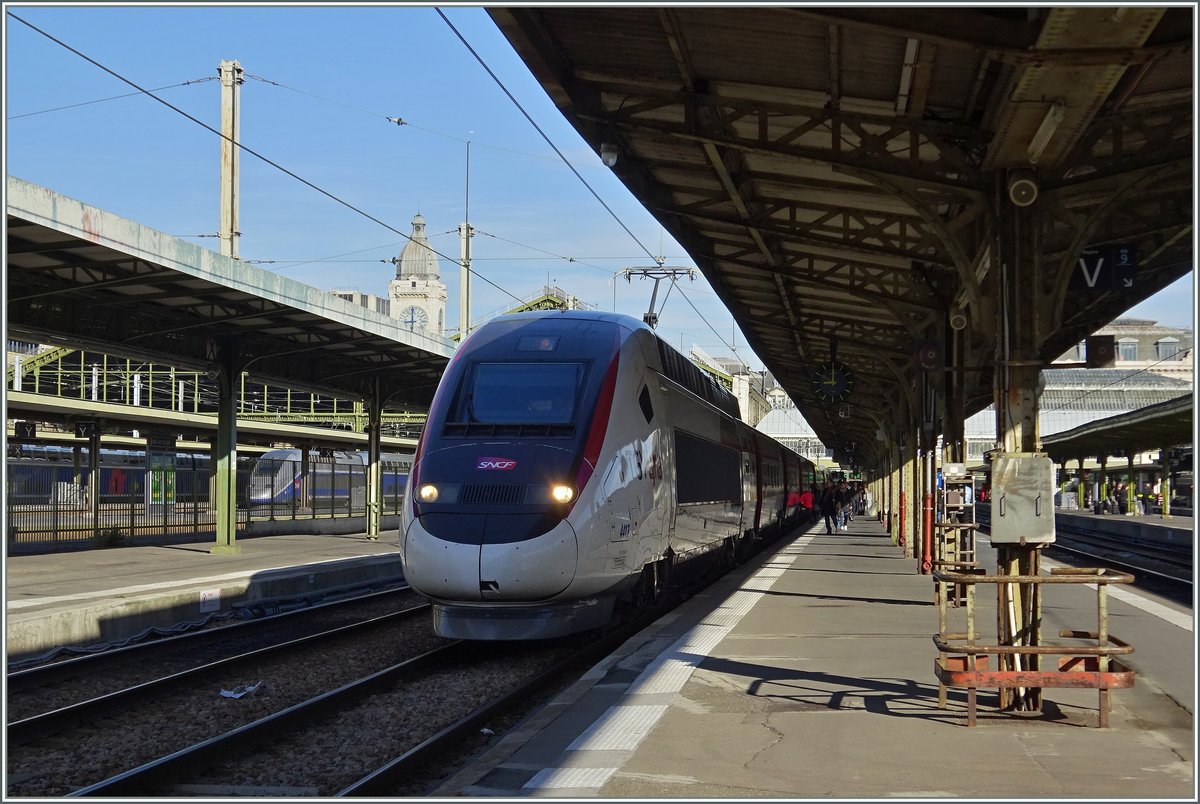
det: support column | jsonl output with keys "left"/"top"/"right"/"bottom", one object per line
{"left": 1058, "top": 460, "right": 1068, "bottom": 509}
{"left": 902, "top": 434, "right": 912, "bottom": 561}
{"left": 891, "top": 444, "right": 900, "bottom": 536}
{"left": 210, "top": 340, "right": 242, "bottom": 554}
{"left": 909, "top": 433, "right": 922, "bottom": 562}
{"left": 943, "top": 326, "right": 966, "bottom": 465}
{"left": 300, "top": 444, "right": 312, "bottom": 511}
{"left": 1078, "top": 459, "right": 1089, "bottom": 509}
{"left": 1098, "top": 456, "right": 1108, "bottom": 513}
{"left": 1159, "top": 446, "right": 1171, "bottom": 518}
{"left": 366, "top": 378, "right": 383, "bottom": 540}
{"left": 991, "top": 182, "right": 1046, "bottom": 714}
{"left": 921, "top": 446, "right": 935, "bottom": 574}
{"left": 1126, "top": 454, "right": 1136, "bottom": 515}
{"left": 88, "top": 430, "right": 101, "bottom": 540}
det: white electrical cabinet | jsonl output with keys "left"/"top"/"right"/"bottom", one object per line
{"left": 989, "top": 453, "right": 1056, "bottom": 545}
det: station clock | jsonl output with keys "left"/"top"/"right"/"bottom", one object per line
{"left": 400, "top": 305, "right": 429, "bottom": 331}
{"left": 811, "top": 360, "right": 855, "bottom": 402}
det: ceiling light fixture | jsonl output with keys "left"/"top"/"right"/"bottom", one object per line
{"left": 600, "top": 142, "right": 618, "bottom": 168}
{"left": 1027, "top": 100, "right": 1066, "bottom": 165}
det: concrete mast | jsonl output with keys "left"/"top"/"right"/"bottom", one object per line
{"left": 459, "top": 141, "right": 472, "bottom": 338}
{"left": 218, "top": 59, "right": 243, "bottom": 259}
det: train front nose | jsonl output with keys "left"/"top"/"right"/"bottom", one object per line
{"left": 402, "top": 514, "right": 577, "bottom": 601}
{"left": 401, "top": 444, "right": 582, "bottom": 601}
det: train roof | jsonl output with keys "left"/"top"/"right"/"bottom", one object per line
{"left": 492, "top": 308, "right": 654, "bottom": 327}
{"left": 256, "top": 447, "right": 412, "bottom": 461}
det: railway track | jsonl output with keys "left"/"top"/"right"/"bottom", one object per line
{"left": 1046, "top": 533, "right": 1192, "bottom": 587}
{"left": 5, "top": 597, "right": 446, "bottom": 797}
{"left": 65, "top": 597, "right": 667, "bottom": 797}
{"left": 7, "top": 531, "right": 781, "bottom": 797}
{"left": 975, "top": 506, "right": 1192, "bottom": 588}
{"left": 7, "top": 587, "right": 419, "bottom": 705}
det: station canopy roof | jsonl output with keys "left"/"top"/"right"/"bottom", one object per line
{"left": 6, "top": 177, "right": 455, "bottom": 412}
{"left": 488, "top": 7, "right": 1194, "bottom": 467}
{"left": 1040, "top": 393, "right": 1193, "bottom": 461}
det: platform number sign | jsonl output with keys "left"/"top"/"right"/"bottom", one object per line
{"left": 1069, "top": 244, "right": 1136, "bottom": 291}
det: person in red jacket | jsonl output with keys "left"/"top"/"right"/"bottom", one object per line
{"left": 798, "top": 486, "right": 816, "bottom": 523}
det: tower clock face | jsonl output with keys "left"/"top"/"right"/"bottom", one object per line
{"left": 811, "top": 360, "right": 855, "bottom": 402}
{"left": 400, "top": 305, "right": 429, "bottom": 331}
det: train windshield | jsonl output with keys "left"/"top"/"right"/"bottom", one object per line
{"left": 250, "top": 459, "right": 287, "bottom": 478}
{"left": 456, "top": 362, "right": 586, "bottom": 425}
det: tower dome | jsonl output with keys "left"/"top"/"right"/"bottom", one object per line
{"left": 388, "top": 212, "right": 448, "bottom": 337}
{"left": 395, "top": 213, "right": 441, "bottom": 280}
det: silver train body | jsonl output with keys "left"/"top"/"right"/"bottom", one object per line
{"left": 399, "top": 311, "right": 815, "bottom": 640}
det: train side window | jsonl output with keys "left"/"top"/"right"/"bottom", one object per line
{"left": 638, "top": 385, "right": 654, "bottom": 423}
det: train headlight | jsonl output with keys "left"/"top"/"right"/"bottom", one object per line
{"left": 525, "top": 484, "right": 576, "bottom": 505}
{"left": 417, "top": 483, "right": 460, "bottom": 504}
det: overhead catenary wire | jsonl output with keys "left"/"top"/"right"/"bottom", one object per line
{"left": 243, "top": 72, "right": 605, "bottom": 169}
{"left": 239, "top": 76, "right": 698, "bottom": 279}
{"left": 12, "top": 11, "right": 743, "bottom": 362}
{"left": 6, "top": 76, "right": 217, "bottom": 120}
{"left": 437, "top": 8, "right": 661, "bottom": 267}
{"left": 675, "top": 284, "right": 754, "bottom": 373}
{"left": 247, "top": 50, "right": 705, "bottom": 322}
{"left": 472, "top": 229, "right": 615, "bottom": 275}
{"left": 8, "top": 11, "right": 525, "bottom": 307}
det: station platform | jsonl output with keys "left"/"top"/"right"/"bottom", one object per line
{"left": 3, "top": 519, "right": 1193, "bottom": 798}
{"left": 4, "top": 533, "right": 402, "bottom": 663}
{"left": 435, "top": 516, "right": 1195, "bottom": 799}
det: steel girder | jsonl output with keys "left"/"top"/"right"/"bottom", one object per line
{"left": 489, "top": 7, "right": 1191, "bottom": 467}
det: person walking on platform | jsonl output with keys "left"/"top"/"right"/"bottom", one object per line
{"left": 819, "top": 480, "right": 839, "bottom": 534}
{"left": 836, "top": 479, "right": 853, "bottom": 529}
{"left": 798, "top": 485, "right": 816, "bottom": 524}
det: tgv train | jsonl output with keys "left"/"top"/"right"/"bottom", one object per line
{"left": 399, "top": 310, "right": 816, "bottom": 640}
{"left": 248, "top": 449, "right": 413, "bottom": 508}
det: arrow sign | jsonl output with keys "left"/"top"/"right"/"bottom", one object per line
{"left": 1112, "top": 243, "right": 1136, "bottom": 289}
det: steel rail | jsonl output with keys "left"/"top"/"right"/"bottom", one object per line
{"left": 336, "top": 601, "right": 669, "bottom": 796}
{"left": 7, "top": 585, "right": 408, "bottom": 684}
{"left": 8, "top": 604, "right": 429, "bottom": 747}
{"left": 66, "top": 642, "right": 468, "bottom": 797}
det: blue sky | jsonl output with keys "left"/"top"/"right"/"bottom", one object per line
{"left": 4, "top": 4, "right": 1194, "bottom": 377}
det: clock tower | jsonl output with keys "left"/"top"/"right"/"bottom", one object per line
{"left": 389, "top": 213, "right": 447, "bottom": 336}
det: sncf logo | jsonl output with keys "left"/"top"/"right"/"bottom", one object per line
{"left": 477, "top": 457, "right": 517, "bottom": 471}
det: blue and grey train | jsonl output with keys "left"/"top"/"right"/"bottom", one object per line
{"left": 247, "top": 448, "right": 413, "bottom": 508}
{"left": 398, "top": 310, "right": 816, "bottom": 640}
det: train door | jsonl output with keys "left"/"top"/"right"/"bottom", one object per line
{"left": 633, "top": 379, "right": 669, "bottom": 567}
{"left": 784, "top": 453, "right": 800, "bottom": 523}
{"left": 751, "top": 433, "right": 764, "bottom": 534}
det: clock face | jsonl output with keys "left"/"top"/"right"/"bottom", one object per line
{"left": 811, "top": 360, "right": 855, "bottom": 402}
{"left": 400, "top": 305, "right": 429, "bottom": 331}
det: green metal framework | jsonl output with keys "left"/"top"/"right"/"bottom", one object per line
{"left": 6, "top": 346, "right": 428, "bottom": 435}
